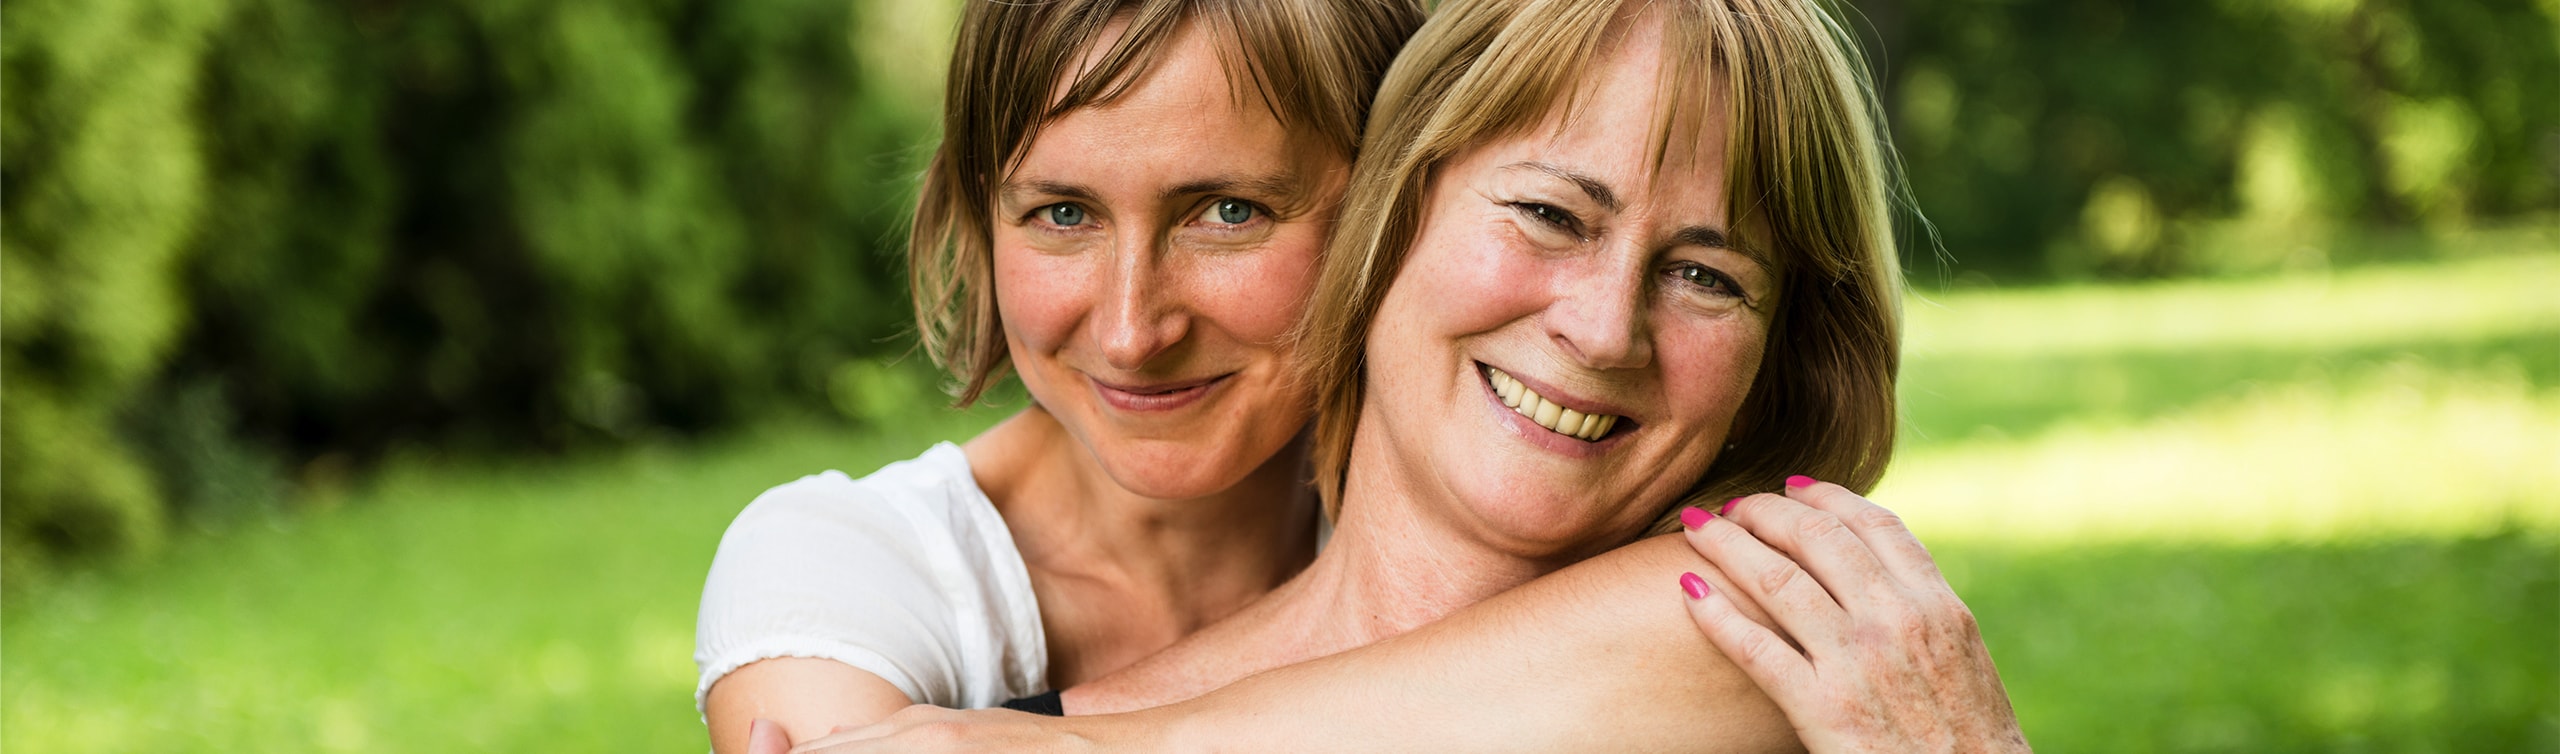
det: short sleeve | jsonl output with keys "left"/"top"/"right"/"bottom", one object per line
{"left": 692, "top": 445, "right": 1046, "bottom": 713}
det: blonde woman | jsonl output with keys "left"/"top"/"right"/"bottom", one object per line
{"left": 693, "top": 2, "right": 1425, "bottom": 752}
{"left": 789, "top": 0, "right": 2027, "bottom": 750}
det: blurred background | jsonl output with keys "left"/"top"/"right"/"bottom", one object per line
{"left": 3, "top": 0, "right": 2553, "bottom": 751}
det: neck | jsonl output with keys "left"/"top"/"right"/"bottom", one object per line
{"left": 1284, "top": 419, "right": 1562, "bottom": 648}
{"left": 968, "top": 406, "right": 1318, "bottom": 665}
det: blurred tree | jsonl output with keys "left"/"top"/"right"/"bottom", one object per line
{"left": 3, "top": 0, "right": 931, "bottom": 579}
{"left": 1859, "top": 0, "right": 2558, "bottom": 281}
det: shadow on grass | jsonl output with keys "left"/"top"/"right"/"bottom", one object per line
{"left": 1900, "top": 329, "right": 2560, "bottom": 450}
{"left": 1944, "top": 530, "right": 2560, "bottom": 752}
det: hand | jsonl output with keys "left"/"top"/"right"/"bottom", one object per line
{"left": 1676, "top": 476, "right": 2030, "bottom": 754}
{"left": 781, "top": 704, "right": 1132, "bottom": 754}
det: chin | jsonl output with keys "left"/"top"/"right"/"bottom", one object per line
{"left": 1096, "top": 433, "right": 1265, "bottom": 501}
{"left": 1448, "top": 472, "right": 1628, "bottom": 558}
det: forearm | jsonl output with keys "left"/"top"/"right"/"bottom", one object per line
{"left": 1131, "top": 535, "right": 1798, "bottom": 753}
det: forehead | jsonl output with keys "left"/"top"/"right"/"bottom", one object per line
{"left": 1011, "top": 15, "right": 1315, "bottom": 175}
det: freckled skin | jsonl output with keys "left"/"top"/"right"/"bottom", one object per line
{"left": 991, "top": 25, "right": 1348, "bottom": 500}
{"left": 1357, "top": 17, "right": 1771, "bottom": 562}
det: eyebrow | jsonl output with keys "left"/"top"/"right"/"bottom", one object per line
{"left": 1506, "top": 161, "right": 1620, "bottom": 213}
{"left": 1507, "top": 161, "right": 1764, "bottom": 263}
{"left": 1680, "top": 224, "right": 1775, "bottom": 271}
{"left": 1000, "top": 170, "right": 1308, "bottom": 210}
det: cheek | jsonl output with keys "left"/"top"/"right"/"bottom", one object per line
{"left": 1657, "top": 317, "right": 1768, "bottom": 428}
{"left": 1385, "top": 218, "right": 1551, "bottom": 345}
{"left": 991, "top": 242, "right": 1092, "bottom": 358}
{"left": 1183, "top": 234, "right": 1322, "bottom": 345}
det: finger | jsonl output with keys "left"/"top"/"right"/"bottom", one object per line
{"left": 1680, "top": 571, "right": 1817, "bottom": 708}
{"left": 1719, "top": 489, "right": 1902, "bottom": 613}
{"left": 1682, "top": 507, "right": 1848, "bottom": 649}
{"left": 1782, "top": 476, "right": 1947, "bottom": 590}
{"left": 748, "top": 719, "right": 791, "bottom": 754}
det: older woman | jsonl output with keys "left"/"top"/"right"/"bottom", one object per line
{"left": 694, "top": 2, "right": 1424, "bottom": 751}
{"left": 786, "top": 0, "right": 2026, "bottom": 750}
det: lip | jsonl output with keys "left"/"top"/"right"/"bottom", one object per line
{"left": 1475, "top": 361, "right": 1635, "bottom": 457}
{"left": 1090, "top": 372, "right": 1232, "bottom": 413}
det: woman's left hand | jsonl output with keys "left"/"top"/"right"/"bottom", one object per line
{"left": 1676, "top": 476, "right": 2030, "bottom": 754}
{"left": 770, "top": 704, "right": 1133, "bottom": 754}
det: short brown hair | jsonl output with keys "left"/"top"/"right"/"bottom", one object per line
{"left": 910, "top": 0, "right": 1426, "bottom": 405}
{"left": 1298, "top": 0, "right": 1909, "bottom": 533}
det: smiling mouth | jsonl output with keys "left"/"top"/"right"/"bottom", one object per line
{"left": 1483, "top": 365, "right": 1625, "bottom": 442}
{"left": 1091, "top": 373, "right": 1230, "bottom": 412}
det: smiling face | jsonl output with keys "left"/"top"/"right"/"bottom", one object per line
{"left": 1356, "top": 9, "right": 1772, "bottom": 558}
{"left": 991, "top": 19, "right": 1347, "bottom": 499}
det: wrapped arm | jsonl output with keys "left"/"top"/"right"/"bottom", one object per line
{"left": 794, "top": 533, "right": 1799, "bottom": 753}
{"left": 1141, "top": 533, "right": 1797, "bottom": 752}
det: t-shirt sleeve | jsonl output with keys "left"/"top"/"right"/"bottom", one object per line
{"left": 692, "top": 471, "right": 975, "bottom": 712}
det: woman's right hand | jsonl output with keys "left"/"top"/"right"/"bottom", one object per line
{"left": 1676, "top": 476, "right": 2030, "bottom": 753}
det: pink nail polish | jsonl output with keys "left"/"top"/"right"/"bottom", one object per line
{"left": 1680, "top": 506, "right": 1710, "bottom": 529}
{"left": 1786, "top": 475, "right": 1816, "bottom": 488}
{"left": 1681, "top": 572, "right": 1710, "bottom": 599}
{"left": 1719, "top": 497, "right": 1742, "bottom": 516}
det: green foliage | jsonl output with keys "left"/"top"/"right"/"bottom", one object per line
{"left": 1866, "top": 0, "right": 2560, "bottom": 281}
{"left": 3, "top": 0, "right": 238, "bottom": 573}
{"left": 3, "top": 0, "right": 933, "bottom": 575}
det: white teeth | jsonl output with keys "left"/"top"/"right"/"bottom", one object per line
{"left": 1485, "top": 367, "right": 1623, "bottom": 442}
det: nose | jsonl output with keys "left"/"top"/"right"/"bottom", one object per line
{"left": 1544, "top": 251, "right": 1653, "bottom": 370}
{"left": 1096, "top": 231, "right": 1190, "bottom": 371}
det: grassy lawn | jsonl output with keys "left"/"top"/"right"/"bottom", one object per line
{"left": 7, "top": 254, "right": 2557, "bottom": 751}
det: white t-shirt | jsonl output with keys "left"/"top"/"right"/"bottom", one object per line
{"left": 693, "top": 442, "right": 1049, "bottom": 713}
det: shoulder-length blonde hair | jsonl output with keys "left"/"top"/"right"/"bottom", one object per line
{"left": 910, "top": 0, "right": 1425, "bottom": 406}
{"left": 1299, "top": 0, "right": 1909, "bottom": 535}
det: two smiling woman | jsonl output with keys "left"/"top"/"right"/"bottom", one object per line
{"left": 700, "top": 0, "right": 2028, "bottom": 751}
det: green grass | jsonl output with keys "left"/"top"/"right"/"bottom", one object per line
{"left": 3, "top": 412, "right": 1005, "bottom": 753}
{"left": 6, "top": 255, "right": 2557, "bottom": 752}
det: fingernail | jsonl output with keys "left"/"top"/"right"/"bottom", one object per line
{"left": 1681, "top": 572, "right": 1710, "bottom": 599}
{"left": 1719, "top": 496, "right": 1742, "bottom": 516}
{"left": 1680, "top": 506, "right": 1711, "bottom": 529}
{"left": 1786, "top": 475, "right": 1817, "bottom": 488}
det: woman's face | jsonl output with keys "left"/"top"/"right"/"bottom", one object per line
{"left": 992, "top": 22, "right": 1345, "bottom": 499}
{"left": 1361, "top": 13, "right": 1774, "bottom": 558}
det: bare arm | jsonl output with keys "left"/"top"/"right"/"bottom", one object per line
{"left": 1140, "top": 534, "right": 1796, "bottom": 752}
{"left": 795, "top": 534, "right": 1800, "bottom": 753}
{"left": 706, "top": 659, "right": 913, "bottom": 754}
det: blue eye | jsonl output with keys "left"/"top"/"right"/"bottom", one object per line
{"left": 1043, "top": 204, "right": 1087, "bottom": 226}
{"left": 1206, "top": 199, "right": 1257, "bottom": 225}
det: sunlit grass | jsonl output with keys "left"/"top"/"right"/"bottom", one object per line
{"left": 1888, "top": 252, "right": 2560, "bottom": 544}
{"left": 1885, "top": 360, "right": 2560, "bottom": 544}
